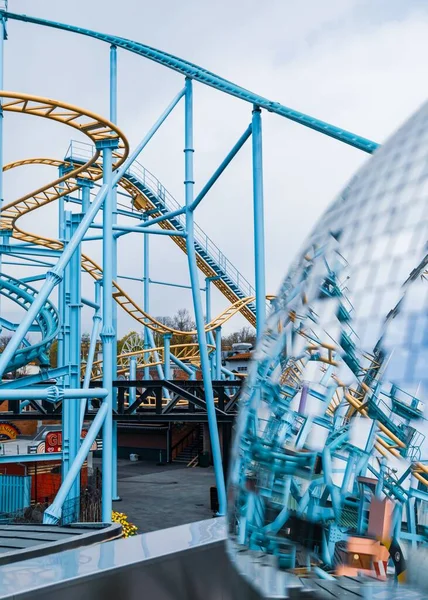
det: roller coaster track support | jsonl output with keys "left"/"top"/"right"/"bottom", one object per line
{"left": 184, "top": 78, "right": 226, "bottom": 515}
{"left": 0, "top": 11, "right": 383, "bottom": 527}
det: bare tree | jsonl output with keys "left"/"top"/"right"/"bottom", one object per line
{"left": 0, "top": 335, "right": 12, "bottom": 352}
{"left": 221, "top": 326, "right": 256, "bottom": 350}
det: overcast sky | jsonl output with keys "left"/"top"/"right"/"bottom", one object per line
{"left": 3, "top": 0, "right": 428, "bottom": 337}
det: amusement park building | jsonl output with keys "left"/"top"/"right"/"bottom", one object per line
{"left": 296, "top": 101, "right": 428, "bottom": 394}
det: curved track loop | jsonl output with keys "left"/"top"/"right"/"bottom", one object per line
{"left": 8, "top": 155, "right": 257, "bottom": 324}
{"left": 3, "top": 11, "right": 379, "bottom": 154}
{"left": 0, "top": 92, "right": 129, "bottom": 250}
{"left": 3, "top": 155, "right": 258, "bottom": 336}
{"left": 0, "top": 273, "right": 59, "bottom": 373}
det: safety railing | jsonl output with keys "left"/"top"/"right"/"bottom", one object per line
{"left": 66, "top": 140, "right": 255, "bottom": 299}
{"left": 171, "top": 426, "right": 200, "bottom": 461}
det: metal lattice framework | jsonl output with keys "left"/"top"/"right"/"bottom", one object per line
{"left": 2, "top": 10, "right": 408, "bottom": 562}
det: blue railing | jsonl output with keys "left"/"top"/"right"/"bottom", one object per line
{"left": 66, "top": 140, "right": 255, "bottom": 300}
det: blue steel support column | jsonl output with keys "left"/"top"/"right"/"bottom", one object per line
{"left": 185, "top": 77, "right": 226, "bottom": 514}
{"left": 215, "top": 327, "right": 222, "bottom": 380}
{"left": 129, "top": 356, "right": 137, "bottom": 410}
{"left": 80, "top": 281, "right": 101, "bottom": 426}
{"left": 78, "top": 177, "right": 93, "bottom": 214}
{"left": 99, "top": 140, "right": 117, "bottom": 523}
{"left": 67, "top": 213, "right": 83, "bottom": 513}
{"left": 205, "top": 276, "right": 219, "bottom": 378}
{"left": 62, "top": 215, "right": 71, "bottom": 379}
{"left": 143, "top": 212, "right": 150, "bottom": 380}
{"left": 164, "top": 334, "right": 171, "bottom": 380}
{"left": 205, "top": 278, "right": 215, "bottom": 376}
{"left": 252, "top": 106, "right": 266, "bottom": 338}
{"left": 205, "top": 277, "right": 211, "bottom": 325}
{"left": 61, "top": 212, "right": 72, "bottom": 505}
{"left": 110, "top": 43, "right": 120, "bottom": 502}
{"left": 57, "top": 168, "right": 66, "bottom": 372}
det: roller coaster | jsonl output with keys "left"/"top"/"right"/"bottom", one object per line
{"left": 0, "top": 5, "right": 426, "bottom": 589}
{"left": 0, "top": 4, "right": 380, "bottom": 526}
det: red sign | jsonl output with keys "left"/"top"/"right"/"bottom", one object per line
{"left": 46, "top": 431, "right": 62, "bottom": 453}
{"left": 45, "top": 430, "right": 100, "bottom": 453}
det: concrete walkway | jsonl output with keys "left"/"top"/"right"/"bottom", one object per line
{"left": 113, "top": 459, "right": 217, "bottom": 533}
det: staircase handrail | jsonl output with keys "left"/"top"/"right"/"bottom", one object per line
{"left": 171, "top": 426, "right": 199, "bottom": 461}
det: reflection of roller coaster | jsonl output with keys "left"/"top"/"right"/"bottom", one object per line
{"left": 229, "top": 222, "right": 428, "bottom": 585}
{"left": 0, "top": 6, "right": 383, "bottom": 535}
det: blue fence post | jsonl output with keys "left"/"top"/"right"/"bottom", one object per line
{"left": 184, "top": 77, "right": 226, "bottom": 515}
{"left": 252, "top": 106, "right": 266, "bottom": 339}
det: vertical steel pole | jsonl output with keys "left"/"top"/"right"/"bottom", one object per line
{"left": 252, "top": 106, "right": 266, "bottom": 338}
{"left": 129, "top": 356, "right": 137, "bottom": 411}
{"left": 80, "top": 281, "right": 102, "bottom": 426}
{"left": 61, "top": 212, "right": 72, "bottom": 497}
{"left": 164, "top": 334, "right": 171, "bottom": 381}
{"left": 143, "top": 212, "right": 150, "bottom": 380}
{"left": 67, "top": 213, "right": 82, "bottom": 514}
{"left": 109, "top": 44, "right": 120, "bottom": 502}
{"left": 205, "top": 278, "right": 216, "bottom": 377}
{"left": 205, "top": 277, "right": 211, "bottom": 323}
{"left": 100, "top": 142, "right": 115, "bottom": 523}
{"left": 79, "top": 177, "right": 93, "bottom": 214}
{"left": 184, "top": 78, "right": 226, "bottom": 514}
{"left": 215, "top": 327, "right": 222, "bottom": 380}
{"left": 57, "top": 166, "right": 66, "bottom": 371}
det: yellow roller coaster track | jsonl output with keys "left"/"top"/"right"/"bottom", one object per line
{"left": 87, "top": 342, "right": 216, "bottom": 380}
{"left": 4, "top": 156, "right": 259, "bottom": 333}
{"left": 0, "top": 92, "right": 259, "bottom": 343}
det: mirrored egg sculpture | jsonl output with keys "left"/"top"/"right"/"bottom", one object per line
{"left": 227, "top": 103, "right": 428, "bottom": 596}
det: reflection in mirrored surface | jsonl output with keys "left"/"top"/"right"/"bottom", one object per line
{"left": 227, "top": 102, "right": 428, "bottom": 595}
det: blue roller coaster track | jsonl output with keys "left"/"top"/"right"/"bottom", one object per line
{"left": 4, "top": 10, "right": 379, "bottom": 154}
{"left": 0, "top": 273, "right": 59, "bottom": 372}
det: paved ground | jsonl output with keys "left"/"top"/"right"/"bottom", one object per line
{"left": 112, "top": 459, "right": 217, "bottom": 533}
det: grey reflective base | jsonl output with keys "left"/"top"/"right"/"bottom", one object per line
{"left": 0, "top": 519, "right": 425, "bottom": 600}
{"left": 0, "top": 522, "right": 122, "bottom": 566}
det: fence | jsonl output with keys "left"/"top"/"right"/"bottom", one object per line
{"left": 0, "top": 474, "right": 31, "bottom": 514}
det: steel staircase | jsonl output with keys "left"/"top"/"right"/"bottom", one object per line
{"left": 172, "top": 424, "right": 203, "bottom": 466}
{"left": 126, "top": 162, "right": 257, "bottom": 323}
{"left": 67, "top": 141, "right": 257, "bottom": 325}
